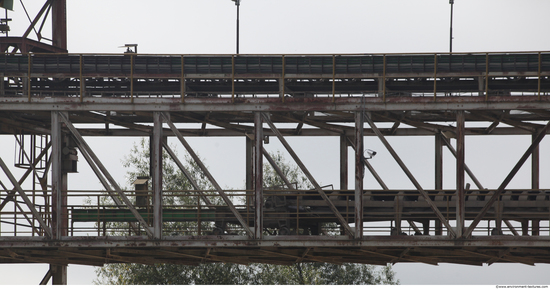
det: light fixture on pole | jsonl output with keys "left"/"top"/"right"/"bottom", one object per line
{"left": 232, "top": 0, "right": 241, "bottom": 54}
{"left": 449, "top": 0, "right": 454, "bottom": 53}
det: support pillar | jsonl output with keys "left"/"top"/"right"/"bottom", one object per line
{"left": 532, "top": 132, "right": 540, "bottom": 236}
{"left": 51, "top": 264, "right": 67, "bottom": 285}
{"left": 435, "top": 133, "right": 443, "bottom": 191}
{"left": 434, "top": 133, "right": 443, "bottom": 235}
{"left": 254, "top": 113, "right": 263, "bottom": 239}
{"left": 52, "top": 0, "right": 67, "bottom": 50}
{"left": 152, "top": 112, "right": 163, "bottom": 239}
{"left": 246, "top": 135, "right": 253, "bottom": 213}
{"left": 532, "top": 132, "right": 539, "bottom": 190}
{"left": 51, "top": 111, "right": 67, "bottom": 285}
{"left": 354, "top": 112, "right": 364, "bottom": 238}
{"left": 456, "top": 111, "right": 465, "bottom": 237}
{"left": 340, "top": 135, "right": 348, "bottom": 191}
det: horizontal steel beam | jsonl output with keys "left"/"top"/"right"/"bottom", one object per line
{"left": 2, "top": 235, "right": 550, "bottom": 248}
{"left": 1, "top": 97, "right": 550, "bottom": 112}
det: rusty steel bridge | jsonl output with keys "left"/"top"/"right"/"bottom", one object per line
{"left": 1, "top": 51, "right": 550, "bottom": 267}
{"left": 2, "top": 0, "right": 550, "bottom": 285}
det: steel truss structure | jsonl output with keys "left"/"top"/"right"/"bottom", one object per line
{"left": 1, "top": 51, "right": 550, "bottom": 283}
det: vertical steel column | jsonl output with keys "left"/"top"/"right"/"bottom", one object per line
{"left": 254, "top": 113, "right": 263, "bottom": 239}
{"left": 340, "top": 135, "right": 348, "bottom": 190}
{"left": 262, "top": 113, "right": 354, "bottom": 237}
{"left": 51, "top": 264, "right": 67, "bottom": 286}
{"left": 532, "top": 131, "right": 540, "bottom": 236}
{"left": 434, "top": 133, "right": 443, "bottom": 235}
{"left": 246, "top": 136, "right": 254, "bottom": 209}
{"left": 51, "top": 111, "right": 62, "bottom": 239}
{"left": 364, "top": 113, "right": 455, "bottom": 237}
{"left": 163, "top": 113, "right": 254, "bottom": 237}
{"left": 51, "top": 0, "right": 67, "bottom": 50}
{"left": 152, "top": 112, "right": 163, "bottom": 239}
{"left": 51, "top": 111, "right": 67, "bottom": 285}
{"left": 464, "top": 120, "right": 550, "bottom": 237}
{"left": 456, "top": 111, "right": 465, "bottom": 237}
{"left": 532, "top": 132, "right": 540, "bottom": 190}
{"left": 435, "top": 133, "right": 443, "bottom": 191}
{"left": 354, "top": 112, "right": 364, "bottom": 238}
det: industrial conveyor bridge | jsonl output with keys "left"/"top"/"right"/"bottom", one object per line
{"left": 1, "top": 51, "right": 550, "bottom": 273}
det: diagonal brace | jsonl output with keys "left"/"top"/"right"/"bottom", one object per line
{"left": 440, "top": 134, "right": 484, "bottom": 190}
{"left": 0, "top": 141, "right": 51, "bottom": 211}
{"left": 346, "top": 136, "right": 389, "bottom": 190}
{"left": 162, "top": 142, "right": 215, "bottom": 209}
{"left": 464, "top": 120, "right": 550, "bottom": 237}
{"left": 363, "top": 112, "right": 456, "bottom": 237}
{"left": 58, "top": 113, "right": 154, "bottom": 237}
{"left": 262, "top": 113, "right": 354, "bottom": 237}
{"left": 0, "top": 157, "right": 52, "bottom": 238}
{"left": 162, "top": 112, "right": 254, "bottom": 237}
{"left": 262, "top": 147, "right": 294, "bottom": 190}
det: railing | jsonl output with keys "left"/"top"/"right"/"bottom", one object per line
{"left": 1, "top": 188, "right": 549, "bottom": 238}
{"left": 0, "top": 52, "right": 549, "bottom": 102}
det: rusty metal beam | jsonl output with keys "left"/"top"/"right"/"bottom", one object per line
{"left": 354, "top": 112, "right": 364, "bottom": 238}
{"left": 435, "top": 133, "right": 443, "bottom": 191}
{"left": 347, "top": 136, "right": 389, "bottom": 190}
{"left": 460, "top": 249, "right": 534, "bottom": 266}
{"left": 340, "top": 135, "right": 348, "bottom": 190}
{"left": 358, "top": 249, "right": 438, "bottom": 266}
{"left": 254, "top": 112, "right": 264, "bottom": 239}
{"left": 162, "top": 112, "right": 254, "bottom": 237}
{"left": 58, "top": 112, "right": 153, "bottom": 237}
{"left": 39, "top": 268, "right": 53, "bottom": 285}
{"left": 0, "top": 179, "right": 42, "bottom": 235}
{"left": 152, "top": 112, "right": 163, "bottom": 239}
{"left": 262, "top": 112, "right": 354, "bottom": 237}
{"left": 464, "top": 120, "right": 550, "bottom": 237}
{"left": 262, "top": 147, "right": 293, "bottom": 189}
{"left": 22, "top": 0, "right": 53, "bottom": 39}
{"left": 0, "top": 157, "right": 52, "bottom": 238}
{"left": 532, "top": 132, "right": 540, "bottom": 190}
{"left": 162, "top": 142, "right": 215, "bottom": 209}
{"left": 456, "top": 111, "right": 465, "bottom": 236}
{"left": 440, "top": 134, "right": 485, "bottom": 190}
{"left": 51, "top": 0, "right": 67, "bottom": 50}
{"left": 363, "top": 112, "right": 456, "bottom": 237}
{"left": 51, "top": 111, "right": 64, "bottom": 240}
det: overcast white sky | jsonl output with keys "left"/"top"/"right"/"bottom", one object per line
{"left": 2, "top": 0, "right": 550, "bottom": 285}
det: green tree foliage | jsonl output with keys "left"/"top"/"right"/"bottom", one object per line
{"left": 95, "top": 139, "right": 398, "bottom": 285}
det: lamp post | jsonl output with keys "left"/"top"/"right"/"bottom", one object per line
{"left": 232, "top": 0, "right": 241, "bottom": 54}
{"left": 449, "top": 0, "right": 454, "bottom": 53}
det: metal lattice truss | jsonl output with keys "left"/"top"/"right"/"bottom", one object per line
{"left": 1, "top": 52, "right": 550, "bottom": 268}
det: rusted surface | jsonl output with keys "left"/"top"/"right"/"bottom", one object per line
{"left": 2, "top": 51, "right": 550, "bottom": 267}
